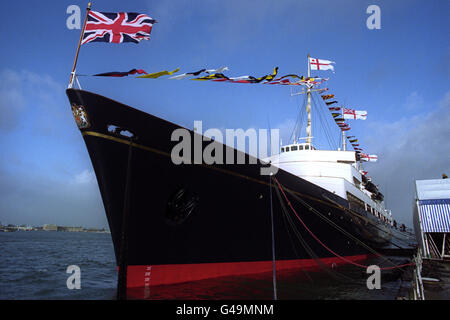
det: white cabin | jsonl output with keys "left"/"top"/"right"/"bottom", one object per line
{"left": 265, "top": 142, "right": 392, "bottom": 224}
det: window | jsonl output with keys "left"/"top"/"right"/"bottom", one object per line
{"left": 291, "top": 145, "right": 298, "bottom": 151}
{"left": 281, "top": 147, "right": 285, "bottom": 153}
{"left": 353, "top": 177, "right": 361, "bottom": 188}
{"left": 305, "top": 145, "right": 310, "bottom": 150}
{"left": 285, "top": 147, "right": 290, "bottom": 152}
{"left": 299, "top": 145, "right": 304, "bottom": 150}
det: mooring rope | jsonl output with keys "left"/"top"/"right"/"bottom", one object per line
{"left": 269, "top": 175, "right": 278, "bottom": 300}
{"left": 273, "top": 177, "right": 415, "bottom": 271}
{"left": 274, "top": 179, "right": 355, "bottom": 283}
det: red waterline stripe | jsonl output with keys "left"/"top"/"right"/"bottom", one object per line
{"left": 123, "top": 255, "right": 371, "bottom": 288}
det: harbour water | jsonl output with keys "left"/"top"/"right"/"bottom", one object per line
{"left": 0, "top": 231, "right": 410, "bottom": 300}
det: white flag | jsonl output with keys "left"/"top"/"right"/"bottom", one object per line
{"left": 343, "top": 108, "right": 367, "bottom": 120}
{"left": 309, "top": 57, "right": 335, "bottom": 71}
{"left": 169, "top": 73, "right": 192, "bottom": 80}
{"left": 205, "top": 66, "right": 229, "bottom": 74}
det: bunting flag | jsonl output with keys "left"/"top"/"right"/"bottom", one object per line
{"left": 338, "top": 123, "right": 349, "bottom": 127}
{"left": 328, "top": 106, "right": 341, "bottom": 111}
{"left": 217, "top": 67, "right": 278, "bottom": 84}
{"left": 256, "top": 67, "right": 278, "bottom": 83}
{"left": 354, "top": 147, "right": 363, "bottom": 151}
{"left": 331, "top": 113, "right": 341, "bottom": 118}
{"left": 192, "top": 73, "right": 229, "bottom": 81}
{"left": 334, "top": 118, "right": 345, "bottom": 122}
{"left": 321, "top": 94, "right": 335, "bottom": 100}
{"left": 349, "top": 139, "right": 358, "bottom": 143}
{"left": 277, "top": 74, "right": 303, "bottom": 80}
{"left": 266, "top": 78, "right": 294, "bottom": 85}
{"left": 351, "top": 143, "right": 360, "bottom": 147}
{"left": 205, "top": 66, "right": 229, "bottom": 74}
{"left": 361, "top": 154, "right": 378, "bottom": 162}
{"left": 83, "top": 66, "right": 331, "bottom": 87}
{"left": 137, "top": 68, "right": 180, "bottom": 79}
{"left": 341, "top": 127, "right": 351, "bottom": 131}
{"left": 325, "top": 100, "right": 338, "bottom": 106}
{"left": 343, "top": 108, "right": 367, "bottom": 120}
{"left": 93, "top": 69, "right": 148, "bottom": 77}
{"left": 360, "top": 171, "right": 368, "bottom": 176}
{"left": 169, "top": 69, "right": 206, "bottom": 80}
{"left": 228, "top": 76, "right": 253, "bottom": 81}
{"left": 309, "top": 57, "right": 335, "bottom": 71}
{"left": 266, "top": 67, "right": 279, "bottom": 81}
{"left": 304, "top": 77, "right": 329, "bottom": 85}
{"left": 82, "top": 11, "right": 156, "bottom": 45}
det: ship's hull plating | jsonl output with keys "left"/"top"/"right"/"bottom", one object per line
{"left": 66, "top": 89, "right": 408, "bottom": 298}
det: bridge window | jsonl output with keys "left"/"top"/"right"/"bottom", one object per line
{"left": 299, "top": 145, "right": 304, "bottom": 150}
{"left": 281, "top": 147, "right": 285, "bottom": 153}
{"left": 285, "top": 147, "right": 290, "bottom": 152}
{"left": 305, "top": 145, "right": 310, "bottom": 150}
{"left": 291, "top": 145, "right": 298, "bottom": 151}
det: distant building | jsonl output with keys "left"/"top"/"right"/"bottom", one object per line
{"left": 17, "top": 225, "right": 33, "bottom": 231}
{"left": 66, "top": 226, "right": 84, "bottom": 232}
{"left": 43, "top": 224, "right": 58, "bottom": 231}
{"left": 413, "top": 178, "right": 450, "bottom": 259}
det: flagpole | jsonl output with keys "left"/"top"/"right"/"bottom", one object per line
{"left": 68, "top": 2, "right": 92, "bottom": 88}
{"left": 306, "top": 53, "right": 312, "bottom": 144}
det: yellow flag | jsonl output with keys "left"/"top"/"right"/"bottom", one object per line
{"left": 137, "top": 68, "right": 180, "bottom": 79}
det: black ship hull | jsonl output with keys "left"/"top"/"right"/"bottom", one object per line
{"left": 66, "top": 89, "right": 412, "bottom": 298}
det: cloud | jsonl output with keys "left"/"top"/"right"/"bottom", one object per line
{"left": 0, "top": 70, "right": 27, "bottom": 131}
{"left": 0, "top": 69, "right": 106, "bottom": 228}
{"left": 363, "top": 91, "right": 450, "bottom": 226}
{"left": 73, "top": 169, "right": 96, "bottom": 185}
{"left": 0, "top": 69, "right": 66, "bottom": 134}
{"left": 403, "top": 91, "right": 424, "bottom": 110}
{"left": 0, "top": 165, "right": 106, "bottom": 228}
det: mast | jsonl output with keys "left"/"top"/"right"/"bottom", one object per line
{"left": 341, "top": 106, "right": 346, "bottom": 151}
{"left": 306, "top": 54, "right": 312, "bottom": 144}
{"left": 68, "top": 2, "right": 92, "bottom": 88}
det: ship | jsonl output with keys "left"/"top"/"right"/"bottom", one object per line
{"left": 66, "top": 54, "right": 416, "bottom": 299}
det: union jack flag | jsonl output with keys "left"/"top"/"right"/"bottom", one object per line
{"left": 82, "top": 11, "right": 156, "bottom": 45}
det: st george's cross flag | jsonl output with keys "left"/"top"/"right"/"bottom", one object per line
{"left": 360, "top": 153, "right": 378, "bottom": 162}
{"left": 309, "top": 57, "right": 335, "bottom": 72}
{"left": 82, "top": 11, "right": 156, "bottom": 45}
{"left": 342, "top": 108, "right": 367, "bottom": 120}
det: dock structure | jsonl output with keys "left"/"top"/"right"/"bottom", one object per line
{"left": 410, "top": 177, "right": 450, "bottom": 300}
{"left": 414, "top": 178, "right": 450, "bottom": 259}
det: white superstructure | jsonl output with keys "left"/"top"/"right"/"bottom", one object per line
{"left": 265, "top": 142, "right": 393, "bottom": 225}
{"left": 264, "top": 54, "right": 393, "bottom": 226}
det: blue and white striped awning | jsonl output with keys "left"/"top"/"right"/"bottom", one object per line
{"left": 418, "top": 199, "right": 450, "bottom": 233}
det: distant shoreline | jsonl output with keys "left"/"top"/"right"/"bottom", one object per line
{"left": 0, "top": 225, "right": 110, "bottom": 233}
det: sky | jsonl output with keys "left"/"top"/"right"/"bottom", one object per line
{"left": 0, "top": 0, "right": 448, "bottom": 228}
